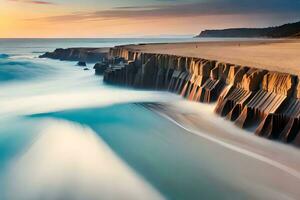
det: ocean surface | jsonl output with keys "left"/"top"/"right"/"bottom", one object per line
{"left": 0, "top": 38, "right": 299, "bottom": 200}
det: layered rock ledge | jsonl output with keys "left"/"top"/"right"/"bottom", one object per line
{"left": 104, "top": 45, "right": 300, "bottom": 147}
{"left": 39, "top": 48, "right": 109, "bottom": 63}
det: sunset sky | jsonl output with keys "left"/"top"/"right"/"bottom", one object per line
{"left": 0, "top": 0, "right": 300, "bottom": 38}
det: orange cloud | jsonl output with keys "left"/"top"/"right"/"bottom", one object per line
{"left": 8, "top": 0, "right": 55, "bottom": 5}
{"left": 1, "top": 0, "right": 300, "bottom": 38}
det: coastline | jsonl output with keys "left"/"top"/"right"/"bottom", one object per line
{"left": 39, "top": 39, "right": 300, "bottom": 75}
{"left": 138, "top": 101, "right": 300, "bottom": 198}
{"left": 140, "top": 101, "right": 300, "bottom": 173}
{"left": 40, "top": 38, "right": 300, "bottom": 147}
{"left": 1, "top": 37, "right": 300, "bottom": 199}
{"left": 116, "top": 39, "right": 300, "bottom": 76}
{"left": 102, "top": 39, "right": 300, "bottom": 147}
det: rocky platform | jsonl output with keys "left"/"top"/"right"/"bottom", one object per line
{"left": 103, "top": 46, "right": 300, "bottom": 147}
{"left": 39, "top": 48, "right": 109, "bottom": 63}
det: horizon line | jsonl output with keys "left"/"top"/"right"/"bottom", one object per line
{"left": 0, "top": 35, "right": 196, "bottom": 39}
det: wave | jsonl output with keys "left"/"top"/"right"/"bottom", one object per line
{"left": 0, "top": 59, "right": 54, "bottom": 82}
{"left": 31, "top": 51, "right": 46, "bottom": 54}
{"left": 0, "top": 54, "right": 9, "bottom": 59}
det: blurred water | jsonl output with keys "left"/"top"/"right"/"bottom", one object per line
{"left": 0, "top": 38, "right": 299, "bottom": 200}
{"left": 0, "top": 38, "right": 189, "bottom": 200}
{"left": 0, "top": 38, "right": 201, "bottom": 55}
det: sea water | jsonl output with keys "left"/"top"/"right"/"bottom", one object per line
{"left": 0, "top": 38, "right": 180, "bottom": 200}
{"left": 0, "top": 38, "right": 299, "bottom": 200}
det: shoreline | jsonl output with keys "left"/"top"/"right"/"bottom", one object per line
{"left": 40, "top": 38, "right": 300, "bottom": 147}
{"left": 117, "top": 39, "right": 300, "bottom": 76}
{"left": 139, "top": 101, "right": 300, "bottom": 177}
{"left": 39, "top": 39, "right": 300, "bottom": 75}
{"left": 2, "top": 38, "right": 300, "bottom": 199}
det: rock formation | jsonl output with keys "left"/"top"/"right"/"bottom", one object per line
{"left": 39, "top": 48, "right": 109, "bottom": 63}
{"left": 94, "top": 62, "right": 109, "bottom": 75}
{"left": 197, "top": 21, "right": 300, "bottom": 38}
{"left": 77, "top": 61, "right": 87, "bottom": 66}
{"left": 103, "top": 46, "right": 300, "bottom": 147}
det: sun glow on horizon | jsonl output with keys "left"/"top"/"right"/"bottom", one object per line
{"left": 1, "top": 0, "right": 300, "bottom": 38}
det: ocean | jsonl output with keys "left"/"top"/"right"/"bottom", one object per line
{"left": 0, "top": 38, "right": 299, "bottom": 200}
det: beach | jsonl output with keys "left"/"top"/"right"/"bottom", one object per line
{"left": 121, "top": 39, "right": 300, "bottom": 75}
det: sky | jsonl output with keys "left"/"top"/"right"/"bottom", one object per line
{"left": 0, "top": 0, "right": 300, "bottom": 38}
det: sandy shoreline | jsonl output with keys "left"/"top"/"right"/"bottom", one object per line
{"left": 122, "top": 39, "right": 300, "bottom": 76}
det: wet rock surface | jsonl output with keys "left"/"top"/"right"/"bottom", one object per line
{"left": 103, "top": 46, "right": 300, "bottom": 147}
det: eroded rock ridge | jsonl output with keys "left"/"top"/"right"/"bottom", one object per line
{"left": 104, "top": 46, "right": 300, "bottom": 146}
{"left": 39, "top": 48, "right": 108, "bottom": 63}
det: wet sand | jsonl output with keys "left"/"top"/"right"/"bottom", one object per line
{"left": 122, "top": 39, "right": 300, "bottom": 76}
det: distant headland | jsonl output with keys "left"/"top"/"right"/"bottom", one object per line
{"left": 197, "top": 21, "right": 300, "bottom": 38}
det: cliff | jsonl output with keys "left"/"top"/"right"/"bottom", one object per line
{"left": 103, "top": 46, "right": 300, "bottom": 147}
{"left": 197, "top": 21, "right": 300, "bottom": 38}
{"left": 39, "top": 48, "right": 109, "bottom": 63}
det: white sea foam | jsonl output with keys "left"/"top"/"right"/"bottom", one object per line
{"left": 0, "top": 53, "right": 172, "bottom": 200}
{"left": 3, "top": 119, "right": 164, "bottom": 200}
{"left": 0, "top": 60, "right": 178, "bottom": 118}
